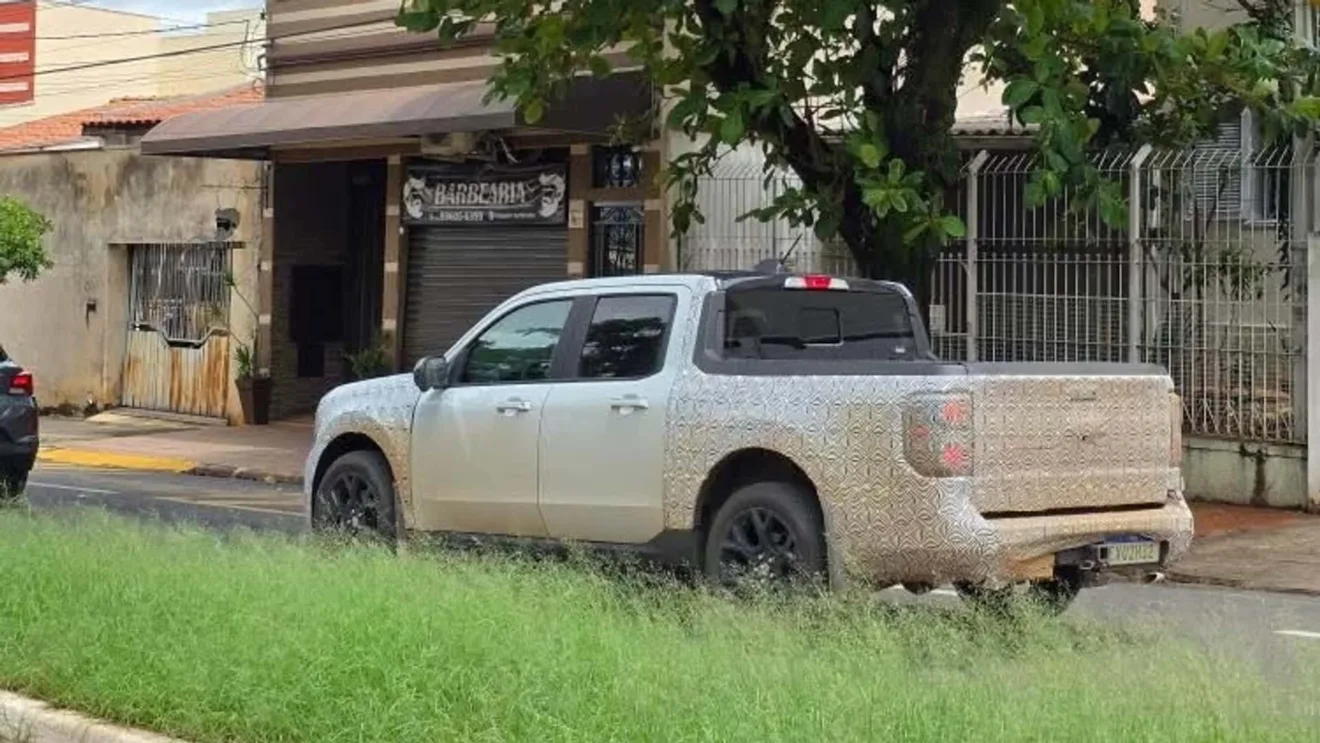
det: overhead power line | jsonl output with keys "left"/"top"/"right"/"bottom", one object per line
{"left": 37, "top": 18, "right": 255, "bottom": 41}
{"left": 0, "top": 15, "right": 390, "bottom": 84}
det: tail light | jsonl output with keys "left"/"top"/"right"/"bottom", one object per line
{"left": 785, "top": 275, "right": 849, "bottom": 291}
{"left": 1170, "top": 393, "right": 1183, "bottom": 467}
{"left": 903, "top": 393, "right": 974, "bottom": 478}
{"left": 7, "top": 371, "right": 32, "bottom": 397}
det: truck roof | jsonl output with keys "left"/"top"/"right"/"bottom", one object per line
{"left": 518, "top": 271, "right": 914, "bottom": 299}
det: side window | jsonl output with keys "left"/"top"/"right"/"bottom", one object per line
{"left": 461, "top": 300, "right": 573, "bottom": 384}
{"left": 578, "top": 295, "right": 676, "bottom": 379}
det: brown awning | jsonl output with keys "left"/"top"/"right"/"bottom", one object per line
{"left": 141, "top": 73, "right": 651, "bottom": 158}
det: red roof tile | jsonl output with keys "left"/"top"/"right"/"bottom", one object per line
{"left": 0, "top": 83, "right": 264, "bottom": 153}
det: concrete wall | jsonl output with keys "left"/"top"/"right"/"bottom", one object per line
{"left": 1184, "top": 436, "right": 1308, "bottom": 509}
{"left": 0, "top": 149, "right": 262, "bottom": 421}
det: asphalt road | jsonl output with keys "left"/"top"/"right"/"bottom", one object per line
{"left": 23, "top": 463, "right": 1320, "bottom": 678}
{"left": 27, "top": 463, "right": 306, "bottom": 533}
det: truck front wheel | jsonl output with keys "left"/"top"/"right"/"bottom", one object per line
{"left": 703, "top": 481, "right": 826, "bottom": 591}
{"left": 312, "top": 450, "right": 397, "bottom": 543}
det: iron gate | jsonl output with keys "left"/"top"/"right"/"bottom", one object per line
{"left": 121, "top": 242, "right": 233, "bottom": 419}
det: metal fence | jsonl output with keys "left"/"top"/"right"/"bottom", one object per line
{"left": 676, "top": 150, "right": 859, "bottom": 275}
{"left": 680, "top": 144, "right": 1312, "bottom": 444}
{"left": 128, "top": 242, "right": 232, "bottom": 344}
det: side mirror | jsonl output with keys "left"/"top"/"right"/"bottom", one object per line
{"left": 412, "top": 356, "right": 451, "bottom": 392}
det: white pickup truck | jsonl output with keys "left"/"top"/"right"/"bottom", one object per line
{"left": 306, "top": 270, "right": 1192, "bottom": 609}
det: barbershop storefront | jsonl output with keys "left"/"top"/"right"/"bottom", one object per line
{"left": 140, "top": 74, "right": 662, "bottom": 419}
{"left": 400, "top": 159, "right": 571, "bottom": 365}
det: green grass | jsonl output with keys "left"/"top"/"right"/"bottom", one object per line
{"left": 0, "top": 509, "right": 1315, "bottom": 742}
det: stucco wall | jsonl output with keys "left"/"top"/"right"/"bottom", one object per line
{"left": 0, "top": 149, "right": 262, "bottom": 420}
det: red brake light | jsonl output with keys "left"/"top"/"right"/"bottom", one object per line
{"left": 941, "top": 399, "right": 971, "bottom": 426}
{"left": 903, "top": 393, "right": 974, "bottom": 478}
{"left": 8, "top": 371, "right": 32, "bottom": 397}
{"left": 784, "top": 275, "right": 850, "bottom": 291}
{"left": 941, "top": 443, "right": 970, "bottom": 471}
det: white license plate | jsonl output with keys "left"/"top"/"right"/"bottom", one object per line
{"left": 1103, "top": 540, "right": 1161, "bottom": 566}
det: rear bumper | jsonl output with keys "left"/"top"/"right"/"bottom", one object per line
{"left": 835, "top": 489, "right": 1194, "bottom": 589}
{"left": 988, "top": 495, "right": 1193, "bottom": 582}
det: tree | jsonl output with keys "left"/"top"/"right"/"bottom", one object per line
{"left": 398, "top": 0, "right": 1320, "bottom": 306}
{"left": 0, "top": 196, "right": 51, "bottom": 284}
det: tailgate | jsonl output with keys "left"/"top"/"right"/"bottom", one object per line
{"left": 969, "top": 368, "right": 1177, "bottom": 515}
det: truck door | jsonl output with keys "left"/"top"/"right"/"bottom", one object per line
{"left": 410, "top": 296, "right": 580, "bottom": 536}
{"left": 537, "top": 288, "right": 689, "bottom": 544}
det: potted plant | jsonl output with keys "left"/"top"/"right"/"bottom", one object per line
{"left": 344, "top": 343, "right": 391, "bottom": 382}
{"left": 234, "top": 338, "right": 272, "bottom": 425}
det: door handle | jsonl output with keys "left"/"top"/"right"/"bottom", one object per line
{"left": 610, "top": 395, "right": 650, "bottom": 413}
{"left": 496, "top": 399, "right": 533, "bottom": 415}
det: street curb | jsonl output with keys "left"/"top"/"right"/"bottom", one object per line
{"left": 1165, "top": 571, "right": 1320, "bottom": 598}
{"left": 0, "top": 691, "right": 187, "bottom": 743}
{"left": 187, "top": 463, "right": 304, "bottom": 487}
{"left": 37, "top": 448, "right": 304, "bottom": 488}
{"left": 37, "top": 449, "right": 195, "bottom": 474}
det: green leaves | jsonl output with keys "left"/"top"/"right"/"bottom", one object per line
{"left": 938, "top": 215, "right": 966, "bottom": 239}
{"left": 719, "top": 109, "right": 745, "bottom": 144}
{"left": 858, "top": 144, "right": 883, "bottom": 169}
{"left": 1002, "top": 79, "right": 1039, "bottom": 109}
{"left": 0, "top": 196, "right": 52, "bottom": 285}
{"left": 522, "top": 99, "right": 545, "bottom": 124}
{"left": 396, "top": 0, "right": 1320, "bottom": 282}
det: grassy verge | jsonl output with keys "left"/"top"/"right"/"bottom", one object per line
{"left": 0, "top": 509, "right": 1315, "bottom": 742}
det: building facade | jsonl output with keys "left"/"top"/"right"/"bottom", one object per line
{"left": 146, "top": 0, "right": 663, "bottom": 420}
{"left": 0, "top": 86, "right": 264, "bottom": 422}
{"left": 0, "top": 3, "right": 263, "bottom": 128}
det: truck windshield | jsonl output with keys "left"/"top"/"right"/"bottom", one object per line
{"left": 723, "top": 287, "right": 918, "bottom": 361}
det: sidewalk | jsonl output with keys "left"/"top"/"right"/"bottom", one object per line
{"left": 38, "top": 413, "right": 310, "bottom": 485}
{"left": 1171, "top": 502, "right": 1320, "bottom": 596}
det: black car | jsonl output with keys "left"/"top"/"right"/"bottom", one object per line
{"left": 0, "top": 345, "right": 37, "bottom": 496}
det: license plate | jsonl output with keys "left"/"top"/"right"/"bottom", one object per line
{"left": 1102, "top": 538, "right": 1161, "bottom": 566}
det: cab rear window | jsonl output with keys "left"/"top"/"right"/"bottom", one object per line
{"left": 723, "top": 287, "right": 917, "bottom": 361}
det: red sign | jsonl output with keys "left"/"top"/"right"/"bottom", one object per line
{"left": 0, "top": 1, "right": 35, "bottom": 106}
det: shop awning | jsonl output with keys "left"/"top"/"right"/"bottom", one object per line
{"left": 141, "top": 73, "right": 651, "bottom": 158}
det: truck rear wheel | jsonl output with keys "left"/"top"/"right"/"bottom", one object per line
{"left": 703, "top": 481, "right": 826, "bottom": 590}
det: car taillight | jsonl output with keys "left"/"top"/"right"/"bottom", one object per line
{"left": 7, "top": 371, "right": 32, "bottom": 397}
{"left": 784, "top": 274, "right": 849, "bottom": 291}
{"left": 1170, "top": 393, "right": 1183, "bottom": 467}
{"left": 903, "top": 393, "right": 974, "bottom": 478}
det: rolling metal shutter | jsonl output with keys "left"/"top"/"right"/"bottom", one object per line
{"left": 403, "top": 225, "right": 567, "bottom": 365}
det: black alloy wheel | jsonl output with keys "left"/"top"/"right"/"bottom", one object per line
{"left": 313, "top": 450, "right": 396, "bottom": 542}
{"left": 704, "top": 481, "right": 826, "bottom": 591}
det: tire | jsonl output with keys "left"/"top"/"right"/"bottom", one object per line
{"left": 0, "top": 469, "right": 26, "bottom": 501}
{"left": 955, "top": 573, "right": 1082, "bottom": 616}
{"left": 312, "top": 450, "right": 397, "bottom": 542}
{"left": 703, "top": 481, "right": 826, "bottom": 590}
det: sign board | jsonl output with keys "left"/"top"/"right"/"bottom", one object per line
{"left": 403, "top": 162, "right": 567, "bottom": 226}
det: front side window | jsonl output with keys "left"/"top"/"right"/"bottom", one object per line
{"left": 462, "top": 300, "right": 573, "bottom": 384}
{"left": 579, "top": 295, "right": 676, "bottom": 379}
